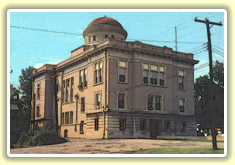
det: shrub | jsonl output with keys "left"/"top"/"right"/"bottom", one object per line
{"left": 16, "top": 128, "right": 66, "bottom": 147}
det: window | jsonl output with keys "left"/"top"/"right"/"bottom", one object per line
{"left": 93, "top": 36, "right": 96, "bottom": 41}
{"left": 143, "top": 70, "right": 148, "bottom": 84}
{"left": 119, "top": 61, "right": 127, "bottom": 83}
{"left": 95, "top": 118, "right": 99, "bottom": 131}
{"left": 96, "top": 93, "right": 101, "bottom": 109}
{"left": 147, "top": 95, "right": 154, "bottom": 110}
{"left": 182, "top": 122, "right": 186, "bottom": 132}
{"left": 65, "top": 112, "right": 69, "bottom": 125}
{"left": 150, "top": 65, "right": 157, "bottom": 85}
{"left": 80, "top": 70, "right": 84, "bottom": 86}
{"left": 36, "top": 106, "right": 40, "bottom": 118}
{"left": 165, "top": 120, "right": 170, "bottom": 131}
{"left": 143, "top": 64, "right": 149, "bottom": 84}
{"left": 80, "top": 121, "right": 84, "bottom": 134}
{"left": 61, "top": 112, "right": 65, "bottom": 125}
{"left": 179, "top": 98, "right": 185, "bottom": 112}
{"left": 66, "top": 79, "right": 70, "bottom": 103}
{"left": 89, "top": 36, "right": 91, "bottom": 42}
{"left": 140, "top": 119, "right": 146, "bottom": 131}
{"left": 155, "top": 95, "right": 162, "bottom": 110}
{"left": 70, "top": 111, "right": 73, "bottom": 124}
{"left": 150, "top": 71, "right": 157, "bottom": 85}
{"left": 81, "top": 97, "right": 85, "bottom": 112}
{"left": 159, "top": 66, "right": 165, "bottom": 86}
{"left": 84, "top": 69, "right": 88, "bottom": 87}
{"left": 147, "top": 94, "right": 163, "bottom": 111}
{"left": 111, "top": 35, "right": 114, "bottom": 38}
{"left": 105, "top": 35, "right": 108, "bottom": 38}
{"left": 178, "top": 71, "right": 185, "bottom": 89}
{"left": 37, "top": 84, "right": 40, "bottom": 99}
{"left": 119, "top": 119, "right": 126, "bottom": 131}
{"left": 118, "top": 93, "right": 125, "bottom": 109}
{"left": 62, "top": 80, "right": 65, "bottom": 103}
{"left": 71, "top": 77, "right": 74, "bottom": 102}
{"left": 94, "top": 62, "right": 103, "bottom": 84}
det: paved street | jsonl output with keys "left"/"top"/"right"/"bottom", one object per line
{"left": 10, "top": 138, "right": 224, "bottom": 154}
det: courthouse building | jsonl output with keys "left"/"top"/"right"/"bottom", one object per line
{"left": 30, "top": 16, "right": 198, "bottom": 139}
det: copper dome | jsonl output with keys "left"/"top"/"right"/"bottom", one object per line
{"left": 87, "top": 17, "right": 123, "bottom": 29}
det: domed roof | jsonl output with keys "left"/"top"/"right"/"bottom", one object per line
{"left": 87, "top": 16, "right": 124, "bottom": 29}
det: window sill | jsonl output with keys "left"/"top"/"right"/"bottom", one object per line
{"left": 93, "top": 82, "right": 103, "bottom": 86}
{"left": 118, "top": 81, "right": 128, "bottom": 84}
{"left": 142, "top": 83, "right": 167, "bottom": 88}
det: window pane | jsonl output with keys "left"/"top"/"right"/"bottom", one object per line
{"left": 119, "top": 68, "right": 126, "bottom": 82}
{"left": 118, "top": 93, "right": 125, "bottom": 109}
{"left": 148, "top": 95, "right": 154, "bottom": 110}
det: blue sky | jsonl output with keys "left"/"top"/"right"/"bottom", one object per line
{"left": 9, "top": 10, "right": 225, "bottom": 87}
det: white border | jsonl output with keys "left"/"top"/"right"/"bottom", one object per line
{"left": 7, "top": 9, "right": 227, "bottom": 158}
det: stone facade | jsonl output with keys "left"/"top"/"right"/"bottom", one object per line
{"left": 30, "top": 17, "right": 198, "bottom": 139}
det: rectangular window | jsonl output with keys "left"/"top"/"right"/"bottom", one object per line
{"left": 71, "top": 77, "right": 74, "bottom": 102}
{"left": 119, "top": 119, "right": 126, "bottom": 131}
{"left": 80, "top": 121, "right": 84, "bottom": 134}
{"left": 148, "top": 95, "right": 154, "bottom": 110}
{"left": 165, "top": 120, "right": 171, "bottom": 131}
{"left": 179, "top": 98, "right": 185, "bottom": 112}
{"left": 80, "top": 70, "right": 84, "bottom": 85}
{"left": 63, "top": 80, "right": 65, "bottom": 103}
{"left": 150, "top": 71, "right": 157, "bottom": 85}
{"left": 119, "top": 61, "right": 127, "bottom": 83}
{"left": 37, "top": 84, "right": 40, "bottom": 99}
{"left": 81, "top": 97, "right": 85, "bottom": 112}
{"left": 94, "top": 118, "right": 99, "bottom": 131}
{"left": 119, "top": 68, "right": 126, "bottom": 82}
{"left": 159, "top": 67, "right": 165, "bottom": 86}
{"left": 99, "top": 62, "right": 103, "bottom": 83}
{"left": 96, "top": 93, "right": 101, "bottom": 109}
{"left": 70, "top": 111, "right": 73, "bottom": 124}
{"left": 65, "top": 112, "right": 69, "bottom": 125}
{"left": 93, "top": 36, "right": 96, "bottom": 41}
{"left": 118, "top": 93, "right": 125, "bottom": 109}
{"left": 143, "top": 70, "right": 149, "bottom": 84}
{"left": 61, "top": 112, "right": 65, "bottom": 125}
{"left": 84, "top": 69, "right": 88, "bottom": 87}
{"left": 178, "top": 71, "right": 184, "bottom": 89}
{"left": 155, "top": 95, "right": 162, "bottom": 110}
{"left": 140, "top": 119, "right": 146, "bottom": 131}
{"left": 66, "top": 79, "right": 70, "bottom": 102}
{"left": 36, "top": 106, "right": 40, "bottom": 118}
{"left": 182, "top": 122, "right": 186, "bottom": 132}
{"left": 95, "top": 62, "right": 103, "bottom": 84}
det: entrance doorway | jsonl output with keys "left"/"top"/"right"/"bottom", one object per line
{"left": 64, "top": 129, "right": 68, "bottom": 138}
{"left": 150, "top": 119, "right": 161, "bottom": 138}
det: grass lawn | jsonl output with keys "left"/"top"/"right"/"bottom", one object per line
{"left": 128, "top": 148, "right": 224, "bottom": 154}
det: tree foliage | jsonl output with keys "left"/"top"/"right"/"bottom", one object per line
{"left": 17, "top": 66, "right": 34, "bottom": 130}
{"left": 195, "top": 61, "right": 224, "bottom": 132}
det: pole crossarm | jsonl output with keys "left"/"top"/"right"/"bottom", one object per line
{"left": 194, "top": 17, "right": 223, "bottom": 26}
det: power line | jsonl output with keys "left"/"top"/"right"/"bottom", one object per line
{"left": 11, "top": 25, "right": 206, "bottom": 45}
{"left": 11, "top": 25, "right": 83, "bottom": 36}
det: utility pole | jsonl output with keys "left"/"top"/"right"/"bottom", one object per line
{"left": 194, "top": 17, "right": 222, "bottom": 150}
{"left": 175, "top": 26, "right": 178, "bottom": 53}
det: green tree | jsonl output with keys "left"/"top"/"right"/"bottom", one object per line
{"left": 195, "top": 61, "right": 224, "bottom": 134}
{"left": 17, "top": 66, "right": 34, "bottom": 130}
